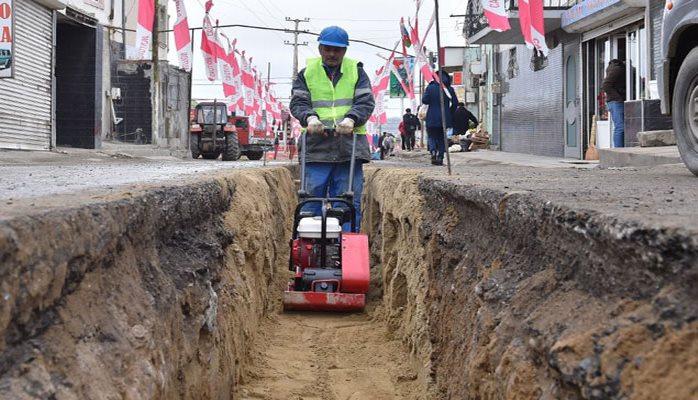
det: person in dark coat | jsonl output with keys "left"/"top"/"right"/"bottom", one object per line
{"left": 601, "top": 59, "right": 626, "bottom": 148}
{"left": 453, "top": 102, "right": 478, "bottom": 135}
{"left": 402, "top": 108, "right": 420, "bottom": 151}
{"left": 421, "top": 71, "right": 458, "bottom": 166}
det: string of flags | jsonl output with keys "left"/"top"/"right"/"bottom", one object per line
{"left": 368, "top": 0, "right": 436, "bottom": 134}
{"left": 482, "top": 0, "right": 548, "bottom": 56}
{"left": 129, "top": 0, "right": 289, "bottom": 136}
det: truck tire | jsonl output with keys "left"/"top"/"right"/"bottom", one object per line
{"left": 673, "top": 47, "right": 698, "bottom": 176}
{"left": 202, "top": 152, "right": 219, "bottom": 160}
{"left": 246, "top": 151, "right": 264, "bottom": 161}
{"left": 190, "top": 135, "right": 201, "bottom": 159}
{"left": 222, "top": 132, "right": 241, "bottom": 161}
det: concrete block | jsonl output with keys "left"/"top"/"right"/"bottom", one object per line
{"left": 598, "top": 146, "right": 681, "bottom": 168}
{"left": 638, "top": 130, "right": 676, "bottom": 147}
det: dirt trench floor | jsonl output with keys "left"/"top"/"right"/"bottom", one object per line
{"left": 235, "top": 303, "right": 424, "bottom": 400}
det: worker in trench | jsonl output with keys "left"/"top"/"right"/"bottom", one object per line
{"left": 289, "top": 26, "right": 375, "bottom": 231}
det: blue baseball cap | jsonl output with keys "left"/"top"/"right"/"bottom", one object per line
{"left": 318, "top": 26, "right": 349, "bottom": 47}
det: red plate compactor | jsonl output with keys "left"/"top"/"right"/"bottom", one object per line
{"left": 283, "top": 129, "right": 370, "bottom": 312}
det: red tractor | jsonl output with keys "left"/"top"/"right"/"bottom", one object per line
{"left": 190, "top": 101, "right": 240, "bottom": 160}
{"left": 228, "top": 115, "right": 274, "bottom": 161}
{"left": 190, "top": 101, "right": 274, "bottom": 161}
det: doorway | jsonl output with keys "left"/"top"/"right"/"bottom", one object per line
{"left": 55, "top": 15, "right": 97, "bottom": 148}
{"left": 564, "top": 42, "right": 581, "bottom": 159}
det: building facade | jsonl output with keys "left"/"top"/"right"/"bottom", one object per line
{"left": 0, "top": 0, "right": 65, "bottom": 150}
{"left": 464, "top": 0, "right": 671, "bottom": 159}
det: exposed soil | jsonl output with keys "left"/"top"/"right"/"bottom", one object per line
{"left": 2, "top": 161, "right": 697, "bottom": 400}
{"left": 235, "top": 306, "right": 424, "bottom": 400}
{"left": 362, "top": 166, "right": 698, "bottom": 400}
{"left": 0, "top": 168, "right": 296, "bottom": 399}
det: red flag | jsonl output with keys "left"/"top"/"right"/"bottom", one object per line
{"left": 201, "top": 11, "right": 218, "bottom": 81}
{"left": 482, "top": 0, "right": 511, "bottom": 32}
{"left": 133, "top": 0, "right": 154, "bottom": 59}
{"left": 219, "top": 33, "right": 236, "bottom": 99}
{"left": 518, "top": 0, "right": 533, "bottom": 48}
{"left": 528, "top": 0, "right": 549, "bottom": 56}
{"left": 173, "top": 0, "right": 191, "bottom": 71}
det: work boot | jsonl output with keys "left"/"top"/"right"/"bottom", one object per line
{"left": 435, "top": 159, "right": 444, "bottom": 166}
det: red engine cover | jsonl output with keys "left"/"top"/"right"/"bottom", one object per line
{"left": 340, "top": 233, "right": 370, "bottom": 294}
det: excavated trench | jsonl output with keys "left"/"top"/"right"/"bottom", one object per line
{"left": 1, "top": 166, "right": 696, "bottom": 399}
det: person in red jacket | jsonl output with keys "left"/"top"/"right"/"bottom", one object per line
{"left": 398, "top": 120, "right": 406, "bottom": 151}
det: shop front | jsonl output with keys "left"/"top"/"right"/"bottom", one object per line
{"left": 0, "top": 0, "right": 65, "bottom": 150}
{"left": 562, "top": 0, "right": 671, "bottom": 149}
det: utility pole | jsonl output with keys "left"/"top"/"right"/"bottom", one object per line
{"left": 264, "top": 62, "right": 270, "bottom": 167}
{"left": 434, "top": 0, "right": 452, "bottom": 175}
{"left": 285, "top": 17, "right": 310, "bottom": 80}
{"left": 151, "top": 0, "right": 161, "bottom": 145}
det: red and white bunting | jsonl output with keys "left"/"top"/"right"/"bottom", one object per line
{"left": 373, "top": 65, "right": 390, "bottom": 94}
{"left": 172, "top": 0, "right": 191, "bottom": 71}
{"left": 518, "top": 0, "right": 533, "bottom": 49}
{"left": 241, "top": 54, "right": 255, "bottom": 115}
{"left": 201, "top": 12, "right": 218, "bottom": 81}
{"left": 482, "top": 0, "right": 511, "bottom": 32}
{"left": 528, "top": 0, "right": 549, "bottom": 56}
{"left": 133, "top": 0, "right": 154, "bottom": 60}
{"left": 218, "top": 33, "right": 236, "bottom": 100}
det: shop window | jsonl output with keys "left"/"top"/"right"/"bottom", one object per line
{"left": 507, "top": 48, "right": 518, "bottom": 79}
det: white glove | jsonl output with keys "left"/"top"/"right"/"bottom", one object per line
{"left": 306, "top": 116, "right": 325, "bottom": 135}
{"left": 336, "top": 117, "right": 355, "bottom": 135}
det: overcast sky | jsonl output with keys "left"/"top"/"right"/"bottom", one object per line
{"left": 167, "top": 0, "right": 468, "bottom": 117}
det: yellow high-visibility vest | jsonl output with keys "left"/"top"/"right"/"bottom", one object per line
{"left": 303, "top": 57, "right": 366, "bottom": 134}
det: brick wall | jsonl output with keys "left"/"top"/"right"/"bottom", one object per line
{"left": 498, "top": 44, "right": 565, "bottom": 157}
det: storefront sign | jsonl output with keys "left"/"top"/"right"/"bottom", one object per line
{"left": 0, "top": 0, "right": 12, "bottom": 78}
{"left": 561, "top": 0, "right": 621, "bottom": 28}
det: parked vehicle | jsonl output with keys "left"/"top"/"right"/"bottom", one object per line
{"left": 228, "top": 115, "right": 274, "bottom": 160}
{"left": 0, "top": 49, "right": 12, "bottom": 70}
{"left": 190, "top": 101, "right": 240, "bottom": 161}
{"left": 659, "top": 0, "right": 698, "bottom": 175}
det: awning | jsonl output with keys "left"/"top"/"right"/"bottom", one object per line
{"left": 561, "top": 0, "right": 644, "bottom": 33}
{"left": 468, "top": 9, "right": 565, "bottom": 45}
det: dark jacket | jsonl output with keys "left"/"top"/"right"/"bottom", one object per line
{"left": 289, "top": 60, "right": 375, "bottom": 163}
{"left": 421, "top": 72, "right": 458, "bottom": 129}
{"left": 453, "top": 105, "right": 478, "bottom": 135}
{"left": 402, "top": 113, "right": 421, "bottom": 133}
{"left": 602, "top": 60, "right": 626, "bottom": 102}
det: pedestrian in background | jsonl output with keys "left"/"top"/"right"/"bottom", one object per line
{"left": 453, "top": 102, "right": 478, "bottom": 136}
{"left": 421, "top": 71, "right": 458, "bottom": 166}
{"left": 602, "top": 59, "right": 626, "bottom": 148}
{"left": 402, "top": 108, "right": 420, "bottom": 151}
{"left": 398, "top": 120, "right": 406, "bottom": 151}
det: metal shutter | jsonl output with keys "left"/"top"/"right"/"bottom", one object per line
{"left": 0, "top": 0, "right": 52, "bottom": 150}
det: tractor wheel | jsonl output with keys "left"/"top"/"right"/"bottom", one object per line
{"left": 222, "top": 132, "right": 241, "bottom": 161}
{"left": 246, "top": 151, "right": 264, "bottom": 161}
{"left": 190, "top": 135, "right": 201, "bottom": 159}
{"left": 202, "top": 152, "right": 219, "bottom": 160}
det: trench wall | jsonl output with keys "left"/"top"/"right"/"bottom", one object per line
{"left": 364, "top": 168, "right": 698, "bottom": 400}
{"left": 0, "top": 168, "right": 295, "bottom": 399}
